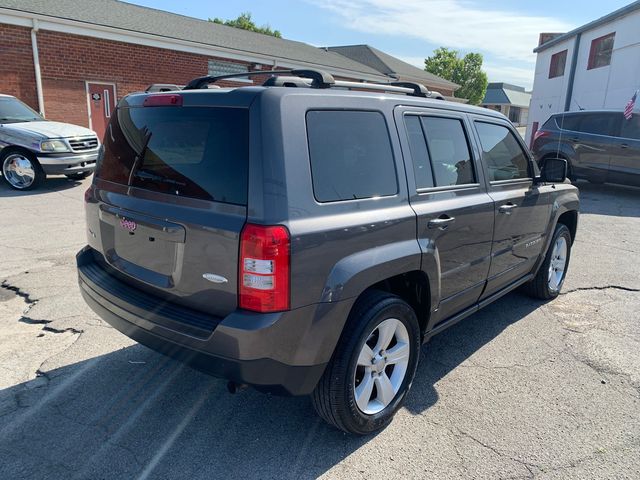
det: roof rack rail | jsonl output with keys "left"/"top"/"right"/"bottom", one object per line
{"left": 389, "top": 81, "right": 430, "bottom": 97}
{"left": 263, "top": 76, "right": 311, "bottom": 88}
{"left": 427, "top": 91, "right": 445, "bottom": 100}
{"left": 183, "top": 68, "right": 445, "bottom": 100}
{"left": 183, "top": 68, "right": 335, "bottom": 90}
{"left": 145, "top": 83, "right": 184, "bottom": 93}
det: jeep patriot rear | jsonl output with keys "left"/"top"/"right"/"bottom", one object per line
{"left": 77, "top": 70, "right": 579, "bottom": 435}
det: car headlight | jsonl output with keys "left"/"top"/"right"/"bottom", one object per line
{"left": 40, "top": 140, "right": 70, "bottom": 152}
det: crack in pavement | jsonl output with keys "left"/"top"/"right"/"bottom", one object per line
{"left": 561, "top": 285, "right": 640, "bottom": 295}
{"left": 0, "top": 281, "right": 37, "bottom": 304}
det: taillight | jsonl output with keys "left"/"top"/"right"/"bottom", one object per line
{"left": 533, "top": 129, "right": 550, "bottom": 142}
{"left": 239, "top": 224, "right": 290, "bottom": 312}
{"left": 143, "top": 94, "right": 183, "bottom": 107}
{"left": 84, "top": 184, "right": 95, "bottom": 203}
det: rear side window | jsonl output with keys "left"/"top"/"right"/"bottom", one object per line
{"left": 306, "top": 110, "right": 398, "bottom": 202}
{"left": 421, "top": 117, "right": 475, "bottom": 186}
{"left": 579, "top": 113, "right": 618, "bottom": 136}
{"left": 98, "top": 106, "right": 249, "bottom": 205}
{"left": 554, "top": 114, "right": 581, "bottom": 132}
{"left": 621, "top": 116, "right": 640, "bottom": 140}
{"left": 475, "top": 122, "right": 530, "bottom": 181}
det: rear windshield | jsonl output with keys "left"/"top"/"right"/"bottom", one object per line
{"left": 98, "top": 106, "right": 249, "bottom": 205}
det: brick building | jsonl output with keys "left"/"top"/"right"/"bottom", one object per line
{"left": 0, "top": 0, "right": 458, "bottom": 137}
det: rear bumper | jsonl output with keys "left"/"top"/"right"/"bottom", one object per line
{"left": 38, "top": 152, "right": 98, "bottom": 175}
{"left": 77, "top": 247, "right": 352, "bottom": 395}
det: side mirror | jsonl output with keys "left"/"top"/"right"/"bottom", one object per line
{"left": 540, "top": 157, "right": 567, "bottom": 183}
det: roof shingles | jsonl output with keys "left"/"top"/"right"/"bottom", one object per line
{"left": 328, "top": 44, "right": 459, "bottom": 90}
{"left": 0, "top": 0, "right": 388, "bottom": 79}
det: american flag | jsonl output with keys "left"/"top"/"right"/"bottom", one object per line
{"left": 624, "top": 90, "right": 637, "bottom": 120}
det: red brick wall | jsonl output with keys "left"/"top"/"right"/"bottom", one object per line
{"left": 0, "top": 24, "right": 38, "bottom": 110}
{"left": 0, "top": 25, "right": 263, "bottom": 127}
{"left": 0, "top": 24, "right": 439, "bottom": 127}
{"left": 35, "top": 30, "right": 260, "bottom": 127}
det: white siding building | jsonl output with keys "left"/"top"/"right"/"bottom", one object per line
{"left": 526, "top": 1, "right": 640, "bottom": 146}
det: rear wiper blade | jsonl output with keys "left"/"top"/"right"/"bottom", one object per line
{"left": 134, "top": 169, "right": 187, "bottom": 187}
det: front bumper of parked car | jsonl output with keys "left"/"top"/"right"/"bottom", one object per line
{"left": 38, "top": 151, "right": 98, "bottom": 175}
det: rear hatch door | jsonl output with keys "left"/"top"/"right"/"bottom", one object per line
{"left": 90, "top": 93, "right": 250, "bottom": 317}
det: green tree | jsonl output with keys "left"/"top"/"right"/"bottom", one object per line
{"left": 209, "top": 12, "right": 282, "bottom": 38}
{"left": 425, "top": 47, "right": 488, "bottom": 105}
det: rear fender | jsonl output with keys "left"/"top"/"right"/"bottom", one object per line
{"left": 532, "top": 186, "right": 579, "bottom": 276}
{"left": 320, "top": 240, "right": 422, "bottom": 303}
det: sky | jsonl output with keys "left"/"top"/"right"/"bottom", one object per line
{"left": 126, "top": 0, "right": 633, "bottom": 89}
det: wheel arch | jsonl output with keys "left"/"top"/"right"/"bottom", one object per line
{"left": 352, "top": 270, "right": 432, "bottom": 339}
{"left": 0, "top": 144, "right": 40, "bottom": 161}
{"left": 557, "top": 209, "right": 578, "bottom": 245}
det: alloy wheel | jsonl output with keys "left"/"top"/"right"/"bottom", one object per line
{"left": 353, "top": 317, "right": 411, "bottom": 415}
{"left": 548, "top": 236, "right": 568, "bottom": 291}
{"left": 2, "top": 153, "right": 36, "bottom": 189}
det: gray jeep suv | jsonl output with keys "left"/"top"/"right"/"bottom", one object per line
{"left": 77, "top": 70, "right": 579, "bottom": 434}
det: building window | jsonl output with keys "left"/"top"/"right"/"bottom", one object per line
{"left": 207, "top": 60, "right": 250, "bottom": 82}
{"left": 587, "top": 33, "right": 615, "bottom": 70}
{"left": 508, "top": 106, "right": 521, "bottom": 124}
{"left": 549, "top": 50, "right": 567, "bottom": 78}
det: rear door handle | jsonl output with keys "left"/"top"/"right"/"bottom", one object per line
{"left": 428, "top": 216, "right": 456, "bottom": 230}
{"left": 498, "top": 203, "right": 518, "bottom": 214}
{"left": 621, "top": 143, "right": 629, "bottom": 149}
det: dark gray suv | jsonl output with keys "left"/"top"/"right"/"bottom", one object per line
{"left": 77, "top": 70, "right": 579, "bottom": 434}
{"left": 532, "top": 110, "right": 640, "bottom": 187}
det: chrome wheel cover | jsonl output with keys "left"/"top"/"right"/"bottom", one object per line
{"left": 548, "top": 236, "right": 568, "bottom": 292}
{"left": 2, "top": 153, "right": 36, "bottom": 189}
{"left": 353, "top": 317, "right": 411, "bottom": 415}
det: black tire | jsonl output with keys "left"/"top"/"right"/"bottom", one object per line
{"left": 65, "top": 171, "right": 92, "bottom": 180}
{"left": 311, "top": 290, "right": 421, "bottom": 435}
{"left": 0, "top": 148, "right": 45, "bottom": 191}
{"left": 522, "top": 224, "right": 572, "bottom": 300}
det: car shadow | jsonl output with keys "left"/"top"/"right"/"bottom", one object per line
{"left": 575, "top": 180, "right": 640, "bottom": 218}
{"left": 0, "top": 175, "right": 85, "bottom": 197}
{"left": 0, "top": 291, "right": 544, "bottom": 479}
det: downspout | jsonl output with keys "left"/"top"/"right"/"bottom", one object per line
{"left": 30, "top": 19, "right": 45, "bottom": 117}
{"left": 564, "top": 33, "right": 581, "bottom": 112}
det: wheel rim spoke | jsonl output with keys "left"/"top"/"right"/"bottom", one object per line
{"left": 375, "top": 319, "right": 397, "bottom": 352}
{"left": 374, "top": 373, "right": 395, "bottom": 406}
{"left": 384, "top": 342, "right": 409, "bottom": 365}
{"left": 357, "top": 344, "right": 374, "bottom": 366}
{"left": 355, "top": 373, "right": 375, "bottom": 411}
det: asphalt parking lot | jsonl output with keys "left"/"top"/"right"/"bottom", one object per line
{"left": 1, "top": 177, "right": 638, "bottom": 479}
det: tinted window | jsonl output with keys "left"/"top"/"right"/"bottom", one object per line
{"left": 421, "top": 117, "right": 475, "bottom": 186}
{"left": 555, "top": 114, "right": 581, "bottom": 132}
{"left": 98, "top": 106, "right": 248, "bottom": 205}
{"left": 306, "top": 111, "right": 397, "bottom": 202}
{"left": 475, "top": 122, "right": 530, "bottom": 181}
{"left": 579, "top": 113, "right": 618, "bottom": 136}
{"left": 621, "top": 116, "right": 640, "bottom": 140}
{"left": 404, "top": 115, "right": 434, "bottom": 189}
